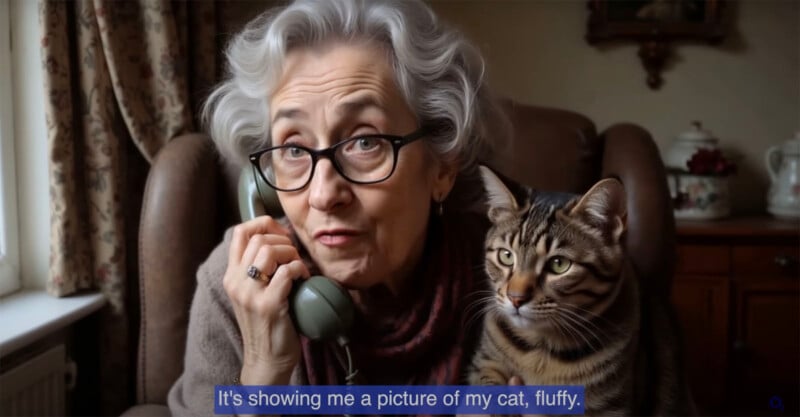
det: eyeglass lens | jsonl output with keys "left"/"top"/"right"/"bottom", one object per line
{"left": 259, "top": 136, "right": 396, "bottom": 190}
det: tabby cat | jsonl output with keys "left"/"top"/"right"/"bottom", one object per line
{"left": 468, "top": 166, "right": 695, "bottom": 416}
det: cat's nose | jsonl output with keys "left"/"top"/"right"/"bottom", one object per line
{"left": 507, "top": 291, "right": 532, "bottom": 308}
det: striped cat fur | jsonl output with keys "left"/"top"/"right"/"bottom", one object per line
{"left": 468, "top": 166, "right": 695, "bottom": 416}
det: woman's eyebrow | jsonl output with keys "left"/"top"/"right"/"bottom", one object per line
{"left": 272, "top": 107, "right": 307, "bottom": 124}
{"left": 337, "top": 96, "right": 386, "bottom": 116}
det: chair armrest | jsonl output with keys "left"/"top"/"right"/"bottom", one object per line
{"left": 600, "top": 123, "right": 676, "bottom": 296}
{"left": 137, "top": 133, "right": 222, "bottom": 404}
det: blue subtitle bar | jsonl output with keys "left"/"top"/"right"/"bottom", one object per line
{"left": 214, "top": 385, "right": 585, "bottom": 415}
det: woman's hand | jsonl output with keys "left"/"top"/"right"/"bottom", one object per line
{"left": 223, "top": 216, "right": 310, "bottom": 385}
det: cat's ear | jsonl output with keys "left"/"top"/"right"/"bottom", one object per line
{"left": 479, "top": 165, "right": 518, "bottom": 222}
{"left": 569, "top": 178, "right": 627, "bottom": 241}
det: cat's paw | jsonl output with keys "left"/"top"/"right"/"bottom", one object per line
{"left": 467, "top": 365, "right": 509, "bottom": 386}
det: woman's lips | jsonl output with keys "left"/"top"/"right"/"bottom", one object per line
{"left": 313, "top": 229, "right": 360, "bottom": 247}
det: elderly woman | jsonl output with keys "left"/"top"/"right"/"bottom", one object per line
{"left": 168, "top": 0, "right": 508, "bottom": 414}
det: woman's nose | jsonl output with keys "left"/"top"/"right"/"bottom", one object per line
{"left": 308, "top": 159, "right": 352, "bottom": 211}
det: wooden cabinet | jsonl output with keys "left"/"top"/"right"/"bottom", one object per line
{"left": 671, "top": 274, "right": 729, "bottom": 411}
{"left": 672, "top": 217, "right": 799, "bottom": 416}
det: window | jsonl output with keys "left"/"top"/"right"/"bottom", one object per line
{"left": 0, "top": 0, "right": 21, "bottom": 297}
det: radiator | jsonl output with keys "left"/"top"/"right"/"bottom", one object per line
{"left": 0, "top": 344, "right": 71, "bottom": 416}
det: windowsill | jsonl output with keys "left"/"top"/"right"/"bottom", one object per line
{"left": 0, "top": 289, "right": 106, "bottom": 355}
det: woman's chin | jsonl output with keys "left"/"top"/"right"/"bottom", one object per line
{"left": 316, "top": 260, "right": 373, "bottom": 288}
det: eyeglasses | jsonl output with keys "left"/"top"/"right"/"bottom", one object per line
{"left": 249, "top": 128, "right": 427, "bottom": 191}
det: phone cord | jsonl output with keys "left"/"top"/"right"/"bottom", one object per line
{"left": 342, "top": 343, "right": 359, "bottom": 417}
{"left": 343, "top": 343, "right": 358, "bottom": 385}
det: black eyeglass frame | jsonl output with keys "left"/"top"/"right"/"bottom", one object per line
{"left": 248, "top": 127, "right": 428, "bottom": 192}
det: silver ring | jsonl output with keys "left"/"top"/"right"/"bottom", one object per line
{"left": 246, "top": 265, "right": 262, "bottom": 281}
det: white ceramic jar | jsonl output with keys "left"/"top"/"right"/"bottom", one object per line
{"left": 665, "top": 121, "right": 731, "bottom": 220}
{"left": 669, "top": 174, "right": 731, "bottom": 220}
{"left": 766, "top": 133, "right": 800, "bottom": 219}
{"left": 663, "top": 121, "right": 718, "bottom": 171}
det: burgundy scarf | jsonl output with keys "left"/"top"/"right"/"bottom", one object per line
{"left": 299, "top": 213, "right": 486, "bottom": 386}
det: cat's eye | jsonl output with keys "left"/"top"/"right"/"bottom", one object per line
{"left": 546, "top": 256, "right": 572, "bottom": 274}
{"left": 497, "top": 249, "right": 515, "bottom": 266}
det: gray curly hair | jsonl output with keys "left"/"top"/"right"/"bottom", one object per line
{"left": 203, "top": 0, "right": 507, "bottom": 173}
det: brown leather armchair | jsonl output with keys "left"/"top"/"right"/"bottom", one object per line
{"left": 122, "top": 101, "right": 677, "bottom": 415}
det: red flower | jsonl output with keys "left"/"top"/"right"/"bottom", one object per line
{"left": 686, "top": 148, "right": 736, "bottom": 176}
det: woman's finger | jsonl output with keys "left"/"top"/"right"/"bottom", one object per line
{"left": 267, "top": 260, "right": 310, "bottom": 300}
{"left": 229, "top": 216, "right": 291, "bottom": 265}
{"left": 240, "top": 234, "right": 293, "bottom": 268}
{"left": 246, "top": 244, "right": 302, "bottom": 279}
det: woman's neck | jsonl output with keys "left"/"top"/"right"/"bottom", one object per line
{"left": 349, "top": 261, "right": 424, "bottom": 320}
{"left": 350, "top": 216, "right": 436, "bottom": 319}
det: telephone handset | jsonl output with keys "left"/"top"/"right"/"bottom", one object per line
{"left": 237, "top": 166, "right": 356, "bottom": 345}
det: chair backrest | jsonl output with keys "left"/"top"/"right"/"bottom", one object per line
{"left": 135, "top": 101, "right": 675, "bottom": 404}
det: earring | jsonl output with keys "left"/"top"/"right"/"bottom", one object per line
{"left": 434, "top": 194, "right": 445, "bottom": 216}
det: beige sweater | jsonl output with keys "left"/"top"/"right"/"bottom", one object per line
{"left": 167, "top": 228, "right": 307, "bottom": 417}
{"left": 168, "top": 206, "right": 490, "bottom": 416}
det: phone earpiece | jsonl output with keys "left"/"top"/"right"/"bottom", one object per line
{"left": 290, "top": 276, "right": 355, "bottom": 343}
{"left": 237, "top": 166, "right": 284, "bottom": 221}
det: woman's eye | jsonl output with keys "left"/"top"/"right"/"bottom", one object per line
{"left": 287, "top": 147, "right": 305, "bottom": 158}
{"left": 356, "top": 137, "right": 379, "bottom": 151}
{"left": 342, "top": 136, "right": 385, "bottom": 157}
{"left": 497, "top": 249, "right": 514, "bottom": 267}
{"left": 546, "top": 256, "right": 572, "bottom": 274}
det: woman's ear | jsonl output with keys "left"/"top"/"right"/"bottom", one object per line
{"left": 431, "top": 159, "right": 459, "bottom": 202}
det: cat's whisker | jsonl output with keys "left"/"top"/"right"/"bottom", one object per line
{"left": 461, "top": 296, "right": 499, "bottom": 329}
{"left": 554, "top": 313, "right": 601, "bottom": 354}
{"left": 559, "top": 301, "right": 625, "bottom": 334}
{"left": 462, "top": 292, "right": 496, "bottom": 317}
{"left": 462, "top": 303, "right": 494, "bottom": 328}
{"left": 548, "top": 316, "right": 582, "bottom": 354}
{"left": 463, "top": 305, "right": 498, "bottom": 330}
{"left": 462, "top": 293, "right": 497, "bottom": 306}
{"left": 558, "top": 307, "right": 606, "bottom": 339}
{"left": 556, "top": 306, "right": 612, "bottom": 342}
{"left": 552, "top": 315, "right": 586, "bottom": 352}
{"left": 465, "top": 290, "right": 497, "bottom": 297}
{"left": 556, "top": 309, "right": 606, "bottom": 353}
{"left": 554, "top": 310, "right": 597, "bottom": 350}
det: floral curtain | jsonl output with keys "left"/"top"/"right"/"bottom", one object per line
{"left": 39, "top": 0, "right": 217, "bottom": 413}
{"left": 40, "top": 0, "right": 216, "bottom": 311}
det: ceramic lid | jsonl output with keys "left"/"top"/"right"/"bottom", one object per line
{"left": 782, "top": 132, "right": 800, "bottom": 155}
{"left": 677, "top": 121, "right": 716, "bottom": 142}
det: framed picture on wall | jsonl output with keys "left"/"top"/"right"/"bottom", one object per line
{"left": 606, "top": 0, "right": 707, "bottom": 22}
{"left": 586, "top": 0, "right": 727, "bottom": 89}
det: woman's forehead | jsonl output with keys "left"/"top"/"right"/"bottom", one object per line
{"left": 269, "top": 43, "right": 409, "bottom": 124}
{"left": 277, "top": 41, "right": 392, "bottom": 88}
